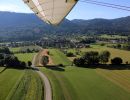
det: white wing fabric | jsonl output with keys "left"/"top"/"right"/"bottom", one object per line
{"left": 23, "top": 0, "right": 78, "bottom": 25}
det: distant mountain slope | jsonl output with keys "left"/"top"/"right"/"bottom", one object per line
{"left": 0, "top": 11, "right": 130, "bottom": 41}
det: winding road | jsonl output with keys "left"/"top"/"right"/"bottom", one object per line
{"left": 32, "top": 54, "right": 52, "bottom": 100}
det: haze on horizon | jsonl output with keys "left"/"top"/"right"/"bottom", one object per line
{"left": 0, "top": 0, "right": 130, "bottom": 20}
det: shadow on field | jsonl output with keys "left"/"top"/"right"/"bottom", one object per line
{"left": 82, "top": 64, "right": 130, "bottom": 70}
{"left": 45, "top": 65, "right": 65, "bottom": 71}
{"left": 0, "top": 67, "right": 26, "bottom": 74}
{"left": 0, "top": 67, "right": 7, "bottom": 73}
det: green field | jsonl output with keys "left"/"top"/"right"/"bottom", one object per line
{"left": 40, "top": 49, "right": 130, "bottom": 100}
{"left": 20, "top": 46, "right": 42, "bottom": 52}
{"left": 10, "top": 46, "right": 42, "bottom": 53}
{"left": 9, "top": 47, "right": 20, "bottom": 53}
{"left": 0, "top": 68, "right": 24, "bottom": 100}
{"left": 100, "top": 34, "right": 127, "bottom": 39}
{"left": 49, "top": 49, "right": 72, "bottom": 65}
{"left": 67, "top": 45, "right": 130, "bottom": 63}
{"left": 8, "top": 69, "right": 44, "bottom": 100}
{"left": 0, "top": 52, "right": 43, "bottom": 100}
{"left": 15, "top": 53, "right": 36, "bottom": 62}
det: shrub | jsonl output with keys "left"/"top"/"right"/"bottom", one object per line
{"left": 100, "top": 43, "right": 105, "bottom": 46}
{"left": 66, "top": 52, "right": 75, "bottom": 57}
{"left": 58, "top": 64, "right": 64, "bottom": 67}
{"left": 28, "top": 61, "right": 32, "bottom": 67}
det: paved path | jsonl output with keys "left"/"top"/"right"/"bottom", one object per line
{"left": 32, "top": 54, "right": 52, "bottom": 100}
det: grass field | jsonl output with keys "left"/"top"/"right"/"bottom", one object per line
{"left": 100, "top": 34, "right": 127, "bottom": 39}
{"left": 49, "top": 49, "right": 72, "bottom": 65}
{"left": 0, "top": 52, "right": 43, "bottom": 100}
{"left": 96, "top": 69, "right": 130, "bottom": 92}
{"left": 20, "top": 46, "right": 42, "bottom": 52}
{"left": 0, "top": 68, "right": 24, "bottom": 100}
{"left": 67, "top": 45, "right": 130, "bottom": 63}
{"left": 0, "top": 67, "right": 6, "bottom": 72}
{"left": 8, "top": 69, "right": 44, "bottom": 100}
{"left": 10, "top": 46, "right": 42, "bottom": 53}
{"left": 40, "top": 49, "right": 130, "bottom": 100}
{"left": 15, "top": 53, "right": 36, "bottom": 62}
{"left": 9, "top": 47, "right": 20, "bottom": 53}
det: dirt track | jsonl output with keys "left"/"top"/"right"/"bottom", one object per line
{"left": 32, "top": 54, "right": 52, "bottom": 100}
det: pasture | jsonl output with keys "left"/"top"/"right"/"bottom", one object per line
{"left": 40, "top": 49, "right": 130, "bottom": 100}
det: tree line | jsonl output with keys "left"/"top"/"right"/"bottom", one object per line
{"left": 0, "top": 47, "right": 32, "bottom": 69}
{"left": 73, "top": 51, "right": 124, "bottom": 67}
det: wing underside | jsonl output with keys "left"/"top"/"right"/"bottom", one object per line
{"left": 23, "top": 0, "right": 78, "bottom": 25}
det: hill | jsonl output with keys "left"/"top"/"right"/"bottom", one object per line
{"left": 0, "top": 11, "right": 130, "bottom": 41}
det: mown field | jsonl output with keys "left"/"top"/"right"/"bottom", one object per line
{"left": 19, "top": 46, "right": 42, "bottom": 52}
{"left": 0, "top": 68, "right": 24, "bottom": 100}
{"left": 10, "top": 46, "right": 42, "bottom": 53}
{"left": 15, "top": 53, "right": 36, "bottom": 63}
{"left": 67, "top": 45, "right": 130, "bottom": 63}
{"left": 40, "top": 49, "right": 130, "bottom": 100}
{"left": 0, "top": 50, "right": 43, "bottom": 100}
{"left": 99, "top": 34, "right": 127, "bottom": 39}
{"left": 7, "top": 69, "right": 44, "bottom": 100}
{"left": 49, "top": 49, "right": 72, "bottom": 65}
{"left": 9, "top": 47, "right": 20, "bottom": 53}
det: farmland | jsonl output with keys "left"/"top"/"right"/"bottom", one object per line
{"left": 0, "top": 68, "right": 24, "bottom": 100}
{"left": 15, "top": 53, "right": 36, "bottom": 63}
{"left": 49, "top": 49, "right": 72, "bottom": 65}
{"left": 10, "top": 46, "right": 42, "bottom": 53}
{"left": 67, "top": 45, "right": 130, "bottom": 63}
{"left": 40, "top": 49, "right": 130, "bottom": 100}
{"left": 9, "top": 47, "right": 20, "bottom": 53}
{"left": 99, "top": 34, "right": 127, "bottom": 39}
{"left": 8, "top": 69, "right": 44, "bottom": 100}
{"left": 0, "top": 50, "right": 43, "bottom": 100}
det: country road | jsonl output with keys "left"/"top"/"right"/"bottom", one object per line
{"left": 32, "top": 54, "right": 52, "bottom": 100}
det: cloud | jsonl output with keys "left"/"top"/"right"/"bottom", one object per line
{"left": 0, "top": 3, "right": 32, "bottom": 13}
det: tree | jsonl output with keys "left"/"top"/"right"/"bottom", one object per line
{"left": 0, "top": 47, "right": 11, "bottom": 54}
{"left": 83, "top": 51, "right": 99, "bottom": 65}
{"left": 26, "top": 48, "right": 32, "bottom": 53}
{"left": 20, "top": 62, "right": 26, "bottom": 67}
{"left": 73, "top": 58, "right": 85, "bottom": 67}
{"left": 99, "top": 51, "right": 111, "bottom": 64}
{"left": 28, "top": 61, "right": 32, "bottom": 67}
{"left": 111, "top": 57, "right": 123, "bottom": 65}
{"left": 41, "top": 56, "right": 49, "bottom": 66}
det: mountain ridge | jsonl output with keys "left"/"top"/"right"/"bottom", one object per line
{"left": 0, "top": 11, "right": 130, "bottom": 41}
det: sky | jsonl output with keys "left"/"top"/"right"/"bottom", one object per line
{"left": 0, "top": 0, "right": 130, "bottom": 20}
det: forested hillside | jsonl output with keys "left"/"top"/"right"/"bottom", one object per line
{"left": 0, "top": 11, "right": 130, "bottom": 41}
